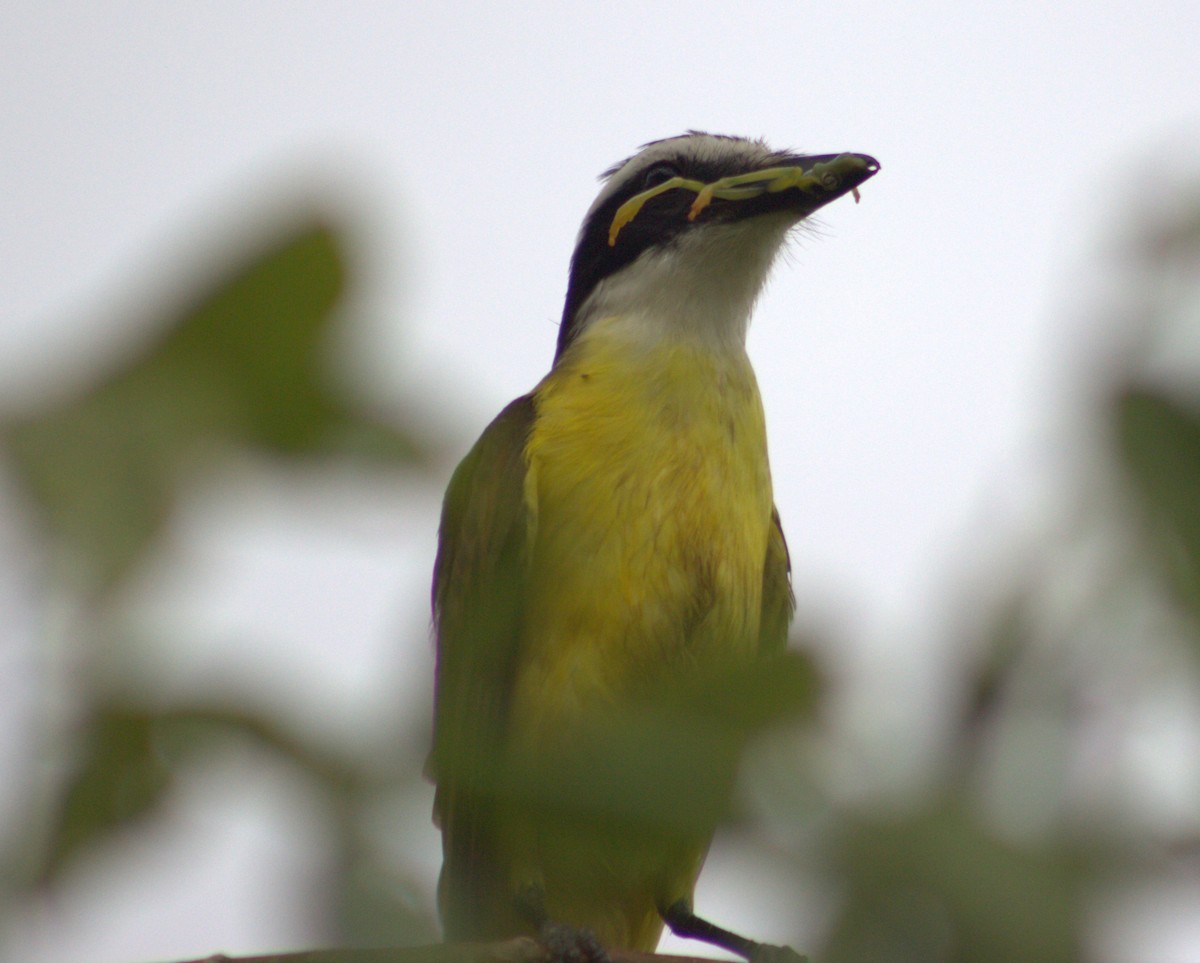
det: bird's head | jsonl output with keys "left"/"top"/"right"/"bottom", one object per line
{"left": 557, "top": 132, "right": 879, "bottom": 360}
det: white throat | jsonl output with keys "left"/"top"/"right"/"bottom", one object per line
{"left": 568, "top": 212, "right": 794, "bottom": 354}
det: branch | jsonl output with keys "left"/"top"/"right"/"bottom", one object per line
{"left": 170, "top": 939, "right": 725, "bottom": 963}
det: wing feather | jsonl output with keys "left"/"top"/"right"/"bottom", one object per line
{"left": 431, "top": 395, "right": 536, "bottom": 939}
{"left": 759, "top": 506, "right": 795, "bottom": 653}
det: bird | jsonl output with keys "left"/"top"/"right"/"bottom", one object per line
{"left": 430, "top": 132, "right": 878, "bottom": 961}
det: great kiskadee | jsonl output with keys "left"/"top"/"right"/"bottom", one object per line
{"left": 431, "top": 132, "right": 878, "bottom": 960}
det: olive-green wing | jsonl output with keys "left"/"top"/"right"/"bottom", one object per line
{"left": 431, "top": 395, "right": 536, "bottom": 940}
{"left": 759, "top": 506, "right": 795, "bottom": 652}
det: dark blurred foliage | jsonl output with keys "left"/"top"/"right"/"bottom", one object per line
{"left": 1, "top": 184, "right": 1200, "bottom": 963}
{"left": 0, "top": 222, "right": 439, "bottom": 954}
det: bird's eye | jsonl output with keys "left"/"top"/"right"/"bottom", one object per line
{"left": 642, "top": 162, "right": 680, "bottom": 189}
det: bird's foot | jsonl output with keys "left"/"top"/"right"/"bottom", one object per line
{"left": 537, "top": 920, "right": 610, "bottom": 963}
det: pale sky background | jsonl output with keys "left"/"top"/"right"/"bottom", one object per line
{"left": 2, "top": 3, "right": 1200, "bottom": 962}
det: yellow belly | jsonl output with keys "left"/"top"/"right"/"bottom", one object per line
{"left": 504, "top": 320, "right": 775, "bottom": 947}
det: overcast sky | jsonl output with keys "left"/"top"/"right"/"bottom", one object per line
{"left": 3, "top": 3, "right": 1199, "bottom": 961}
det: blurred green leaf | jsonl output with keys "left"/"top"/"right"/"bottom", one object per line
{"left": 36, "top": 698, "right": 390, "bottom": 888}
{"left": 1116, "top": 386, "right": 1200, "bottom": 624}
{"left": 822, "top": 797, "right": 1084, "bottom": 963}
{"left": 332, "top": 834, "right": 440, "bottom": 947}
{"left": 1, "top": 222, "right": 420, "bottom": 592}
{"left": 485, "top": 651, "right": 819, "bottom": 837}
{"left": 39, "top": 706, "right": 174, "bottom": 885}
{"left": 427, "top": 650, "right": 822, "bottom": 926}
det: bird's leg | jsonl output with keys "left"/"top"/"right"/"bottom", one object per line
{"left": 661, "top": 899, "right": 808, "bottom": 963}
{"left": 516, "top": 883, "right": 610, "bottom": 963}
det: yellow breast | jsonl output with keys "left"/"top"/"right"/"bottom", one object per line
{"left": 512, "top": 318, "right": 774, "bottom": 737}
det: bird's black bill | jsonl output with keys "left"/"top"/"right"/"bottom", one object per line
{"left": 609, "top": 152, "right": 879, "bottom": 245}
{"left": 695, "top": 151, "right": 880, "bottom": 224}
